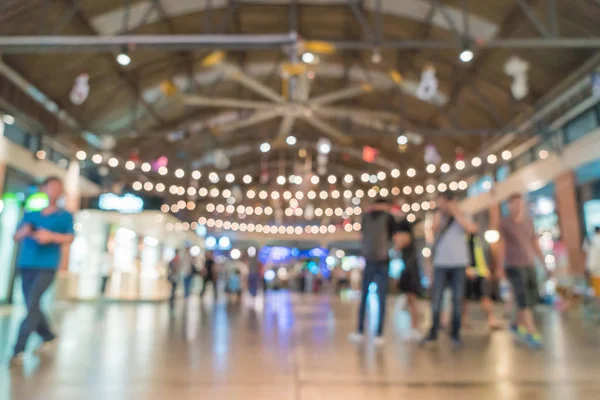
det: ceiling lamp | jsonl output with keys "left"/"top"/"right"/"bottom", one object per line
{"left": 116, "top": 53, "right": 131, "bottom": 66}
{"left": 459, "top": 49, "right": 474, "bottom": 63}
{"left": 317, "top": 138, "right": 331, "bottom": 154}
{"left": 260, "top": 142, "right": 271, "bottom": 153}
{"left": 286, "top": 135, "right": 297, "bottom": 146}
{"left": 2, "top": 114, "right": 15, "bottom": 125}
{"left": 371, "top": 49, "right": 382, "bottom": 64}
{"left": 302, "top": 52, "right": 318, "bottom": 64}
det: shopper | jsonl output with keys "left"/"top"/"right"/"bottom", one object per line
{"left": 200, "top": 251, "right": 218, "bottom": 300}
{"left": 98, "top": 251, "right": 112, "bottom": 298}
{"left": 463, "top": 234, "right": 501, "bottom": 330}
{"left": 421, "top": 192, "right": 478, "bottom": 349}
{"left": 182, "top": 247, "right": 197, "bottom": 299}
{"left": 497, "top": 193, "right": 551, "bottom": 350}
{"left": 168, "top": 250, "right": 182, "bottom": 308}
{"left": 11, "top": 176, "right": 74, "bottom": 365}
{"left": 349, "top": 198, "right": 397, "bottom": 346}
{"left": 394, "top": 211, "right": 424, "bottom": 341}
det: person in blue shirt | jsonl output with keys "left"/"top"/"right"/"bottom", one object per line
{"left": 11, "top": 176, "right": 74, "bottom": 365}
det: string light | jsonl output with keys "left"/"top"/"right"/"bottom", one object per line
{"left": 76, "top": 151, "right": 87, "bottom": 161}
{"left": 455, "top": 160, "right": 465, "bottom": 170}
{"left": 407, "top": 168, "right": 416, "bottom": 177}
{"left": 426, "top": 164, "right": 436, "bottom": 173}
{"left": 472, "top": 157, "right": 482, "bottom": 167}
{"left": 487, "top": 154, "right": 498, "bottom": 164}
{"left": 199, "top": 188, "right": 208, "bottom": 197}
{"left": 403, "top": 186, "right": 412, "bottom": 195}
{"left": 156, "top": 183, "right": 165, "bottom": 192}
{"left": 192, "top": 170, "right": 201, "bottom": 179}
{"left": 377, "top": 171, "right": 386, "bottom": 180}
{"left": 247, "top": 190, "right": 256, "bottom": 199}
{"left": 225, "top": 173, "right": 235, "bottom": 183}
{"left": 209, "top": 172, "right": 219, "bottom": 183}
{"left": 259, "top": 190, "right": 268, "bottom": 200}
{"left": 92, "top": 154, "right": 103, "bottom": 164}
{"left": 277, "top": 176, "right": 286, "bottom": 185}
{"left": 283, "top": 191, "right": 292, "bottom": 200}
{"left": 426, "top": 184, "right": 435, "bottom": 194}
{"left": 331, "top": 190, "right": 340, "bottom": 199}
{"left": 125, "top": 161, "right": 135, "bottom": 170}
{"left": 144, "top": 182, "right": 153, "bottom": 191}
{"left": 158, "top": 166, "right": 168, "bottom": 175}
{"left": 438, "top": 183, "right": 447, "bottom": 192}
{"left": 320, "top": 191, "right": 328, "bottom": 200}
{"left": 502, "top": 150, "right": 512, "bottom": 161}
{"left": 175, "top": 168, "right": 185, "bottom": 178}
{"left": 108, "top": 157, "right": 119, "bottom": 167}
{"left": 311, "top": 175, "right": 319, "bottom": 185}
{"left": 440, "top": 163, "right": 450, "bottom": 173}
{"left": 361, "top": 173, "right": 369, "bottom": 183}
{"left": 141, "top": 162, "right": 151, "bottom": 172}
{"left": 391, "top": 169, "right": 400, "bottom": 178}
{"left": 132, "top": 181, "right": 142, "bottom": 191}
{"left": 328, "top": 175, "right": 337, "bottom": 184}
{"left": 308, "top": 190, "right": 316, "bottom": 199}
{"left": 415, "top": 185, "right": 424, "bottom": 195}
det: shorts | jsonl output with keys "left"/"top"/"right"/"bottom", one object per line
{"left": 506, "top": 267, "right": 538, "bottom": 309}
{"left": 464, "top": 276, "right": 492, "bottom": 300}
{"left": 399, "top": 263, "right": 422, "bottom": 295}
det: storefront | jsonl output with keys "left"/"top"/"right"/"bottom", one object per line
{"left": 575, "top": 159, "right": 600, "bottom": 239}
{"left": 67, "top": 207, "right": 203, "bottom": 301}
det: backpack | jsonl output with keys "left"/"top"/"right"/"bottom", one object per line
{"left": 361, "top": 211, "right": 391, "bottom": 262}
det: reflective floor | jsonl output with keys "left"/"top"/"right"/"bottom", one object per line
{"left": 2, "top": 292, "right": 600, "bottom": 399}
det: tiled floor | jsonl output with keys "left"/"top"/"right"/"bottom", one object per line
{"left": 1, "top": 292, "right": 600, "bottom": 399}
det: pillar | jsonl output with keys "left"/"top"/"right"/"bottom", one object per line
{"left": 0, "top": 119, "right": 6, "bottom": 194}
{"left": 554, "top": 171, "right": 586, "bottom": 275}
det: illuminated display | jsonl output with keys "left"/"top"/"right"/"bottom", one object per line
{"left": 99, "top": 193, "right": 144, "bottom": 214}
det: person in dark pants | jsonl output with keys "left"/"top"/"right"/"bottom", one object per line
{"left": 421, "top": 192, "right": 478, "bottom": 349}
{"left": 349, "top": 198, "right": 401, "bottom": 346}
{"left": 200, "top": 251, "right": 218, "bottom": 300}
{"left": 168, "top": 250, "right": 182, "bottom": 308}
{"left": 11, "top": 176, "right": 75, "bottom": 365}
{"left": 497, "top": 193, "right": 551, "bottom": 350}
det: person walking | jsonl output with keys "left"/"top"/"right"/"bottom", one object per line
{"left": 200, "top": 251, "right": 218, "bottom": 300}
{"left": 349, "top": 198, "right": 398, "bottom": 346}
{"left": 497, "top": 193, "right": 551, "bottom": 350}
{"left": 168, "top": 250, "right": 182, "bottom": 308}
{"left": 462, "top": 233, "right": 502, "bottom": 330}
{"left": 393, "top": 208, "right": 424, "bottom": 341}
{"left": 182, "top": 247, "right": 197, "bottom": 299}
{"left": 421, "top": 192, "right": 478, "bottom": 349}
{"left": 98, "top": 251, "right": 112, "bottom": 298}
{"left": 11, "top": 176, "right": 75, "bottom": 365}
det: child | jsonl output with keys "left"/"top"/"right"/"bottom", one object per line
{"left": 228, "top": 269, "right": 242, "bottom": 302}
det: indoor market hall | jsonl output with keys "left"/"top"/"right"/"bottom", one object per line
{"left": 1, "top": 1, "right": 600, "bottom": 399}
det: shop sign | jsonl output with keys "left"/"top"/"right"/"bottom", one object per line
{"left": 99, "top": 193, "right": 144, "bottom": 214}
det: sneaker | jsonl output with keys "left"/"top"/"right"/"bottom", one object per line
{"left": 404, "top": 328, "right": 423, "bottom": 342}
{"left": 451, "top": 338, "right": 463, "bottom": 350}
{"left": 348, "top": 332, "right": 364, "bottom": 344}
{"left": 525, "top": 333, "right": 544, "bottom": 351}
{"left": 9, "top": 352, "right": 25, "bottom": 367}
{"left": 510, "top": 324, "right": 528, "bottom": 344}
{"left": 36, "top": 337, "right": 57, "bottom": 354}
{"left": 374, "top": 336, "right": 385, "bottom": 347}
{"left": 419, "top": 334, "right": 437, "bottom": 348}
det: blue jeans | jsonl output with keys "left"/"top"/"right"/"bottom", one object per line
{"left": 427, "top": 267, "right": 466, "bottom": 341}
{"left": 357, "top": 261, "right": 389, "bottom": 336}
{"left": 14, "top": 269, "right": 56, "bottom": 354}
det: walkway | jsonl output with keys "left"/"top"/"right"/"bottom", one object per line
{"left": 1, "top": 293, "right": 600, "bottom": 399}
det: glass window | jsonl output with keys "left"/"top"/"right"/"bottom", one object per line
{"left": 3, "top": 124, "right": 27, "bottom": 147}
{"left": 564, "top": 108, "right": 598, "bottom": 144}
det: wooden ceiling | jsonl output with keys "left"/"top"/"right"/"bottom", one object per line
{"left": 1, "top": 0, "right": 599, "bottom": 177}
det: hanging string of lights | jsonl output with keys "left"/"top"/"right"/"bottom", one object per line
{"left": 74, "top": 149, "right": 511, "bottom": 188}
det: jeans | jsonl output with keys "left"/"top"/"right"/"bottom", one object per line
{"left": 14, "top": 269, "right": 57, "bottom": 354}
{"left": 169, "top": 281, "right": 178, "bottom": 308}
{"left": 427, "top": 267, "right": 466, "bottom": 341}
{"left": 201, "top": 277, "right": 217, "bottom": 299}
{"left": 357, "top": 261, "right": 389, "bottom": 336}
{"left": 183, "top": 275, "right": 194, "bottom": 298}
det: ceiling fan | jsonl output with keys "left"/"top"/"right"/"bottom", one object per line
{"left": 180, "top": 49, "right": 410, "bottom": 148}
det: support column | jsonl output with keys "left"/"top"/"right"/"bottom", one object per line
{"left": 554, "top": 171, "right": 585, "bottom": 275}
{"left": 0, "top": 119, "right": 6, "bottom": 194}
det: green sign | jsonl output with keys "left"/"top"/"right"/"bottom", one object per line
{"left": 25, "top": 192, "right": 49, "bottom": 211}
